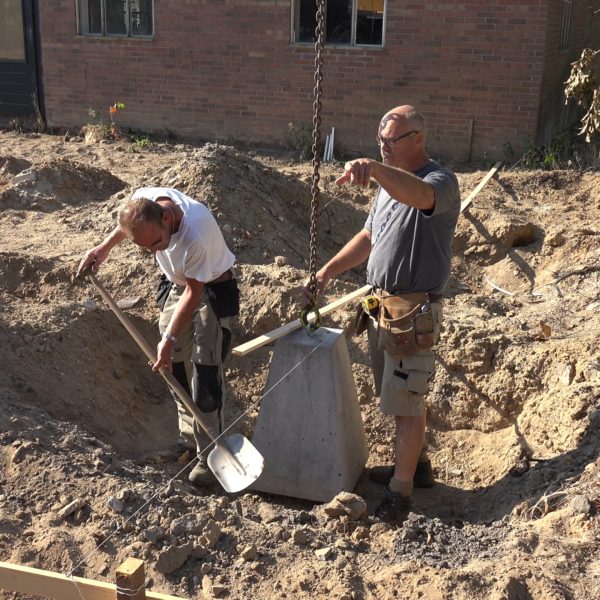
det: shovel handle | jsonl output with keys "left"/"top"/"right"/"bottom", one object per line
{"left": 86, "top": 273, "right": 223, "bottom": 449}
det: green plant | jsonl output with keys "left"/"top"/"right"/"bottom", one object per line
{"left": 109, "top": 102, "right": 125, "bottom": 127}
{"left": 513, "top": 133, "right": 576, "bottom": 170}
{"left": 8, "top": 117, "right": 23, "bottom": 132}
{"left": 83, "top": 101, "right": 125, "bottom": 141}
{"left": 130, "top": 135, "right": 151, "bottom": 153}
{"left": 288, "top": 122, "right": 314, "bottom": 161}
{"left": 482, "top": 151, "right": 495, "bottom": 169}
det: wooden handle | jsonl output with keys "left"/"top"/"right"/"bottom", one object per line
{"left": 87, "top": 273, "right": 218, "bottom": 444}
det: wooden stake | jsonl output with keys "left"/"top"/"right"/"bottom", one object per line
{"left": 116, "top": 558, "right": 145, "bottom": 600}
{"left": 466, "top": 118, "right": 474, "bottom": 162}
{"left": 232, "top": 162, "right": 502, "bottom": 357}
{"left": 460, "top": 161, "right": 501, "bottom": 213}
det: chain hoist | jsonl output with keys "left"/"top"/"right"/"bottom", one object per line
{"left": 300, "top": 0, "right": 326, "bottom": 334}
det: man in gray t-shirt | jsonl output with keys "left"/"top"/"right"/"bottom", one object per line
{"left": 309, "top": 105, "right": 460, "bottom": 522}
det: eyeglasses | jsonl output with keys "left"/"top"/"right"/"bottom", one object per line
{"left": 146, "top": 237, "right": 164, "bottom": 251}
{"left": 376, "top": 130, "right": 418, "bottom": 147}
{"left": 137, "top": 228, "right": 166, "bottom": 252}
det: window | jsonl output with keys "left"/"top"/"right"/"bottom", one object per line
{"left": 0, "top": 0, "right": 26, "bottom": 61}
{"left": 78, "top": 0, "right": 153, "bottom": 36}
{"left": 293, "top": 0, "right": 385, "bottom": 47}
{"left": 559, "top": 0, "right": 572, "bottom": 50}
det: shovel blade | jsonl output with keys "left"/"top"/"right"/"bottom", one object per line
{"left": 207, "top": 433, "right": 264, "bottom": 493}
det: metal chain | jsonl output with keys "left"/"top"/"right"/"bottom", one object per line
{"left": 300, "top": 0, "right": 326, "bottom": 333}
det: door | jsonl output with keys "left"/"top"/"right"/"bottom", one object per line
{"left": 0, "top": 0, "right": 43, "bottom": 120}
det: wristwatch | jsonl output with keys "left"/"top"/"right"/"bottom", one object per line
{"left": 163, "top": 331, "right": 177, "bottom": 344}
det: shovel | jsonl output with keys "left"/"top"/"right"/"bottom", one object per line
{"left": 82, "top": 270, "right": 264, "bottom": 493}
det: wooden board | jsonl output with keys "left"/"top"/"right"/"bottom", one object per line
{"left": 232, "top": 161, "right": 502, "bottom": 357}
{"left": 460, "top": 161, "right": 501, "bottom": 212}
{"left": 0, "top": 561, "right": 185, "bottom": 600}
{"left": 232, "top": 284, "right": 370, "bottom": 356}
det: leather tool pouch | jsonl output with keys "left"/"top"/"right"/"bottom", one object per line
{"left": 377, "top": 292, "right": 437, "bottom": 355}
{"left": 205, "top": 278, "right": 240, "bottom": 319}
{"left": 354, "top": 293, "right": 380, "bottom": 336}
{"left": 354, "top": 302, "right": 369, "bottom": 336}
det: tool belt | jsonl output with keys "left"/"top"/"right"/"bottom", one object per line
{"left": 156, "top": 270, "right": 240, "bottom": 319}
{"left": 376, "top": 291, "right": 441, "bottom": 355}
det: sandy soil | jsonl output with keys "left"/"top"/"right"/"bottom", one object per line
{"left": 0, "top": 129, "right": 599, "bottom": 600}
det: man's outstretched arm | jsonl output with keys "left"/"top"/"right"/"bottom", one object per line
{"left": 305, "top": 229, "right": 372, "bottom": 299}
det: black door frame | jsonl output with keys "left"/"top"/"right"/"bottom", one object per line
{"left": 0, "top": 0, "right": 45, "bottom": 122}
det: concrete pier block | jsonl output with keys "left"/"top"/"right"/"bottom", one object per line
{"left": 251, "top": 327, "right": 368, "bottom": 502}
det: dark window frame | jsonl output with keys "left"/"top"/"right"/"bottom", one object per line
{"left": 291, "top": 0, "right": 387, "bottom": 48}
{"left": 76, "top": 0, "right": 154, "bottom": 38}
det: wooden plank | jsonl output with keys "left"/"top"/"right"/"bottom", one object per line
{"left": 116, "top": 558, "right": 145, "bottom": 600}
{"left": 232, "top": 284, "right": 371, "bottom": 356}
{"left": 460, "top": 161, "right": 501, "bottom": 213}
{"left": 0, "top": 561, "right": 184, "bottom": 600}
{"left": 233, "top": 162, "right": 502, "bottom": 357}
{"left": 465, "top": 118, "right": 474, "bottom": 162}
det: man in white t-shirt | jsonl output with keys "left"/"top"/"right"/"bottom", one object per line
{"left": 77, "top": 187, "right": 239, "bottom": 486}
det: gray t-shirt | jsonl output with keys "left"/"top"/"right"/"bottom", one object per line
{"left": 364, "top": 160, "right": 460, "bottom": 295}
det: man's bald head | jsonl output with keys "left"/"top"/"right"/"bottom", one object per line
{"left": 379, "top": 105, "right": 426, "bottom": 136}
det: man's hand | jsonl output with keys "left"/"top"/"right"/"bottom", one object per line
{"left": 302, "top": 267, "right": 331, "bottom": 303}
{"left": 76, "top": 244, "right": 111, "bottom": 278}
{"left": 336, "top": 158, "right": 377, "bottom": 187}
{"left": 76, "top": 226, "right": 128, "bottom": 278}
{"left": 153, "top": 337, "right": 173, "bottom": 373}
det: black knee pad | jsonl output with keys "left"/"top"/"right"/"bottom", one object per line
{"left": 192, "top": 363, "right": 222, "bottom": 413}
{"left": 172, "top": 362, "right": 191, "bottom": 395}
{"left": 221, "top": 327, "right": 232, "bottom": 362}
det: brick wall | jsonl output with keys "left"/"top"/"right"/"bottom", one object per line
{"left": 37, "top": 1, "right": 597, "bottom": 161}
{"left": 538, "top": 0, "right": 600, "bottom": 144}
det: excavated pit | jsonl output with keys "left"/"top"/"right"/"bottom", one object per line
{"left": 0, "top": 131, "right": 598, "bottom": 600}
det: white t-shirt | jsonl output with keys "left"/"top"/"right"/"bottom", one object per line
{"left": 131, "top": 187, "right": 235, "bottom": 286}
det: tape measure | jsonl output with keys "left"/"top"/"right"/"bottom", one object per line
{"left": 361, "top": 295, "right": 379, "bottom": 314}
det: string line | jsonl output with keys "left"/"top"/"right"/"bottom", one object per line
{"left": 65, "top": 335, "right": 325, "bottom": 591}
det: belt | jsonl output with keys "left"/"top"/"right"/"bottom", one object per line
{"left": 208, "top": 269, "right": 233, "bottom": 285}
{"left": 374, "top": 288, "right": 443, "bottom": 302}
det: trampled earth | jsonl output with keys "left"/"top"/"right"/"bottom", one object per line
{"left": 0, "top": 130, "right": 599, "bottom": 599}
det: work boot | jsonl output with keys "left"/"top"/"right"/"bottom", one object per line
{"left": 370, "top": 460, "right": 435, "bottom": 488}
{"left": 188, "top": 455, "right": 216, "bottom": 486}
{"left": 375, "top": 485, "right": 411, "bottom": 524}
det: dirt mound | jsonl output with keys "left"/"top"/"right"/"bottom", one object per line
{"left": 0, "top": 155, "right": 31, "bottom": 183}
{"left": 0, "top": 156, "right": 126, "bottom": 211}
{"left": 142, "top": 144, "right": 371, "bottom": 268}
{"left": 0, "top": 131, "right": 598, "bottom": 600}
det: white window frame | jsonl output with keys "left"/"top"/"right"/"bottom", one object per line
{"left": 291, "top": 0, "right": 387, "bottom": 48}
{"left": 76, "top": 0, "right": 154, "bottom": 38}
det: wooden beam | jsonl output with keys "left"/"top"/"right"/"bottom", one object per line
{"left": 0, "top": 561, "right": 184, "bottom": 600}
{"left": 460, "top": 161, "right": 501, "bottom": 213}
{"left": 116, "top": 558, "right": 145, "bottom": 600}
{"left": 233, "top": 162, "right": 502, "bottom": 357}
{"left": 232, "top": 284, "right": 371, "bottom": 357}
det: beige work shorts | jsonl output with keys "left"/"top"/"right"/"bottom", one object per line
{"left": 367, "top": 301, "right": 443, "bottom": 417}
